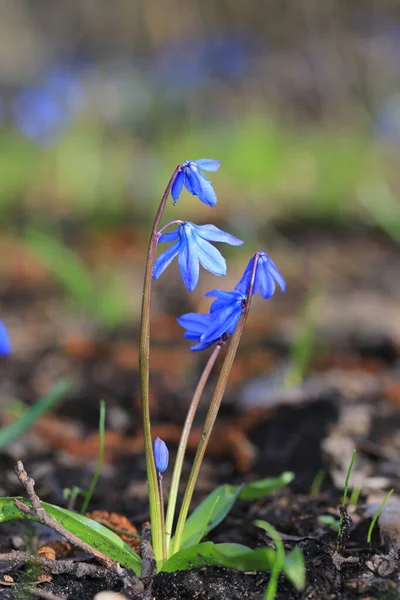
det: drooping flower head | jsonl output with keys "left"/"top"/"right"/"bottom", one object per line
{"left": 177, "top": 289, "right": 246, "bottom": 351}
{"left": 153, "top": 437, "right": 169, "bottom": 473}
{"left": 178, "top": 251, "right": 286, "bottom": 351}
{"left": 0, "top": 321, "right": 11, "bottom": 356}
{"left": 172, "top": 159, "right": 221, "bottom": 206}
{"left": 153, "top": 222, "right": 243, "bottom": 292}
{"left": 235, "top": 251, "right": 286, "bottom": 299}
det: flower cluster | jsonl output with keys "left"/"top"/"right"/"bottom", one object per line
{"left": 153, "top": 159, "right": 286, "bottom": 352}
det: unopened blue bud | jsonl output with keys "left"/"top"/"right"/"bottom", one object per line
{"left": 153, "top": 437, "right": 169, "bottom": 473}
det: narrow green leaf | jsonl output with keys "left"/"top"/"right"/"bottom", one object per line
{"left": 24, "top": 228, "right": 94, "bottom": 308}
{"left": 367, "top": 489, "right": 394, "bottom": 544}
{"left": 162, "top": 541, "right": 277, "bottom": 573}
{"left": 255, "top": 520, "right": 285, "bottom": 600}
{"left": 177, "top": 485, "right": 242, "bottom": 550}
{"left": 0, "top": 498, "right": 142, "bottom": 575}
{"left": 255, "top": 519, "right": 305, "bottom": 592}
{"left": 0, "top": 380, "right": 71, "bottom": 449}
{"left": 239, "top": 472, "right": 294, "bottom": 501}
{"left": 173, "top": 473, "right": 293, "bottom": 553}
{"left": 284, "top": 547, "right": 306, "bottom": 591}
{"left": 80, "top": 400, "right": 106, "bottom": 515}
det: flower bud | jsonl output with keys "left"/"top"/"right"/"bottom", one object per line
{"left": 153, "top": 437, "right": 169, "bottom": 473}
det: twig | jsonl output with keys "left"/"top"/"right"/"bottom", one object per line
{"left": 13, "top": 461, "right": 144, "bottom": 598}
{"left": 0, "top": 551, "right": 114, "bottom": 578}
{"left": 15, "top": 461, "right": 117, "bottom": 570}
{"left": 139, "top": 522, "right": 155, "bottom": 586}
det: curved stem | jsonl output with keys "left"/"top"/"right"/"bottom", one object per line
{"left": 165, "top": 343, "right": 222, "bottom": 556}
{"left": 157, "top": 220, "right": 184, "bottom": 236}
{"left": 172, "top": 253, "right": 260, "bottom": 555}
{"left": 139, "top": 164, "right": 180, "bottom": 567}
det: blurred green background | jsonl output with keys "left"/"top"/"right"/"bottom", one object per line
{"left": 0, "top": 0, "right": 400, "bottom": 332}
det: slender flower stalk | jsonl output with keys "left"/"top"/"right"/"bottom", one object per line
{"left": 165, "top": 342, "right": 222, "bottom": 555}
{"left": 172, "top": 253, "right": 261, "bottom": 555}
{"left": 157, "top": 220, "right": 184, "bottom": 236}
{"left": 139, "top": 165, "right": 180, "bottom": 567}
{"left": 158, "top": 473, "right": 167, "bottom": 562}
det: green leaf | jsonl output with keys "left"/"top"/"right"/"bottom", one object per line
{"left": 254, "top": 520, "right": 285, "bottom": 600}
{"left": 163, "top": 540, "right": 305, "bottom": 592}
{"left": 162, "top": 541, "right": 277, "bottom": 573}
{"left": 24, "top": 228, "right": 95, "bottom": 309}
{"left": 173, "top": 473, "right": 294, "bottom": 552}
{"left": 283, "top": 547, "right": 305, "bottom": 591}
{"left": 0, "top": 498, "right": 142, "bottom": 575}
{"left": 239, "top": 472, "right": 294, "bottom": 501}
{"left": 177, "top": 484, "right": 243, "bottom": 550}
{"left": 0, "top": 380, "right": 72, "bottom": 449}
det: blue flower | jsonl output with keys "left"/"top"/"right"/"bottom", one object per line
{"left": 0, "top": 321, "right": 11, "bottom": 356}
{"left": 153, "top": 437, "right": 169, "bottom": 473}
{"left": 235, "top": 251, "right": 286, "bottom": 299}
{"left": 172, "top": 159, "right": 221, "bottom": 206}
{"left": 153, "top": 222, "right": 243, "bottom": 291}
{"left": 177, "top": 289, "right": 246, "bottom": 351}
{"left": 12, "top": 64, "right": 84, "bottom": 144}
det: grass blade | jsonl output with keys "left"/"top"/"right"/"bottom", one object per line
{"left": 80, "top": 400, "right": 106, "bottom": 514}
{"left": 0, "top": 380, "right": 71, "bottom": 449}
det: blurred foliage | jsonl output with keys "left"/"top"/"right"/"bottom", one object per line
{"left": 0, "top": 115, "right": 387, "bottom": 226}
{"left": 25, "top": 228, "right": 130, "bottom": 325}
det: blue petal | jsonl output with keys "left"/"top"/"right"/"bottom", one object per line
{"left": 195, "top": 172, "right": 218, "bottom": 206}
{"left": 206, "top": 289, "right": 244, "bottom": 312}
{"left": 256, "top": 270, "right": 276, "bottom": 299}
{"left": 190, "top": 337, "right": 216, "bottom": 352}
{"left": 178, "top": 232, "right": 199, "bottom": 291}
{"left": 158, "top": 229, "right": 180, "bottom": 243}
{"left": 171, "top": 171, "right": 184, "bottom": 204}
{"left": 184, "top": 166, "right": 202, "bottom": 197}
{"left": 192, "top": 223, "right": 243, "bottom": 246}
{"left": 0, "top": 321, "right": 11, "bottom": 356}
{"left": 177, "top": 312, "right": 211, "bottom": 335}
{"left": 235, "top": 257, "right": 254, "bottom": 295}
{"left": 153, "top": 240, "right": 181, "bottom": 279}
{"left": 200, "top": 305, "right": 242, "bottom": 344}
{"left": 194, "top": 236, "right": 227, "bottom": 277}
{"left": 185, "top": 167, "right": 217, "bottom": 206}
{"left": 265, "top": 256, "right": 286, "bottom": 292}
{"left": 195, "top": 159, "right": 221, "bottom": 172}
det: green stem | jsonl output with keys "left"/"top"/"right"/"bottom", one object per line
{"left": 158, "top": 473, "right": 167, "bottom": 562}
{"left": 165, "top": 343, "right": 222, "bottom": 556}
{"left": 139, "top": 165, "right": 180, "bottom": 567}
{"left": 172, "top": 254, "right": 260, "bottom": 554}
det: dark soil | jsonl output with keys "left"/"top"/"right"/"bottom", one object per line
{"left": 0, "top": 224, "right": 400, "bottom": 599}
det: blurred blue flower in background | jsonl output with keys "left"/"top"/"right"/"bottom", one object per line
{"left": 155, "top": 34, "right": 263, "bottom": 93}
{"left": 172, "top": 159, "right": 221, "bottom": 206}
{"left": 153, "top": 221, "right": 243, "bottom": 291}
{"left": 153, "top": 437, "right": 169, "bottom": 473}
{"left": 375, "top": 93, "right": 400, "bottom": 142}
{"left": 12, "top": 64, "right": 85, "bottom": 144}
{"left": 236, "top": 251, "right": 286, "bottom": 299}
{"left": 0, "top": 321, "right": 11, "bottom": 356}
{"left": 178, "top": 289, "right": 246, "bottom": 351}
